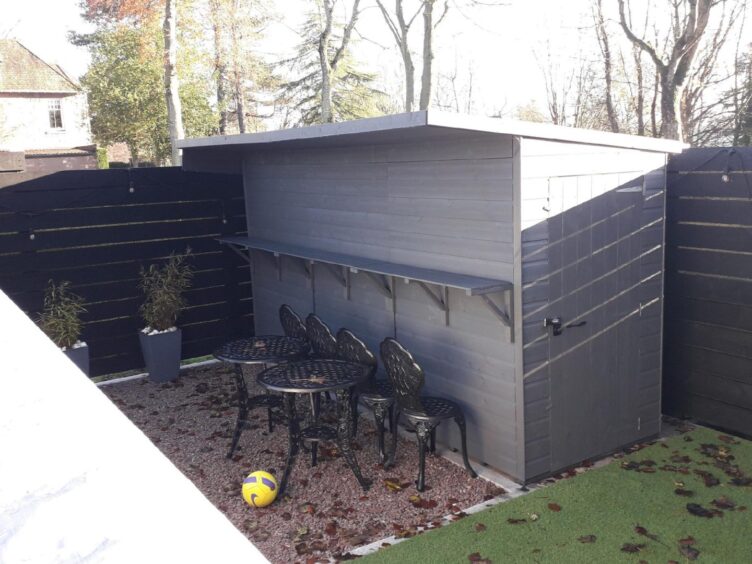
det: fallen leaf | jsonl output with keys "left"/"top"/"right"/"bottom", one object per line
{"left": 674, "top": 488, "right": 694, "bottom": 497}
{"left": 281, "top": 512, "right": 292, "bottom": 521}
{"left": 548, "top": 503, "right": 562, "bottom": 512}
{"left": 679, "top": 544, "right": 700, "bottom": 561}
{"left": 694, "top": 469, "right": 721, "bottom": 487}
{"left": 475, "top": 523, "right": 487, "bottom": 532}
{"left": 578, "top": 534, "right": 597, "bottom": 544}
{"left": 687, "top": 503, "right": 716, "bottom": 518}
{"left": 679, "top": 536, "right": 696, "bottom": 546}
{"left": 299, "top": 503, "right": 316, "bottom": 515}
{"left": 712, "top": 496, "right": 736, "bottom": 510}
{"left": 634, "top": 524, "right": 659, "bottom": 542}
{"left": 324, "top": 521, "right": 338, "bottom": 536}
{"left": 467, "top": 553, "right": 492, "bottom": 563}
{"left": 731, "top": 477, "right": 752, "bottom": 487}
{"left": 384, "top": 479, "right": 403, "bottom": 492}
{"left": 507, "top": 518, "right": 526, "bottom": 524}
{"left": 621, "top": 543, "right": 646, "bottom": 553}
{"left": 530, "top": 513, "right": 539, "bottom": 521}
{"left": 719, "top": 434, "right": 740, "bottom": 445}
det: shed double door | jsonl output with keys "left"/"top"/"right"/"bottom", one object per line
{"left": 546, "top": 182, "right": 645, "bottom": 469}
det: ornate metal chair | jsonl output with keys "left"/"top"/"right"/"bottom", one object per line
{"left": 305, "top": 314, "right": 337, "bottom": 358}
{"left": 336, "top": 329, "right": 394, "bottom": 462}
{"left": 299, "top": 314, "right": 338, "bottom": 463}
{"left": 280, "top": 304, "right": 308, "bottom": 340}
{"left": 380, "top": 337, "right": 477, "bottom": 491}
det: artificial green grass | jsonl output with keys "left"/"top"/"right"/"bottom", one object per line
{"left": 363, "top": 426, "right": 752, "bottom": 563}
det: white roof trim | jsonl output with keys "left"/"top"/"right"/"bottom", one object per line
{"left": 178, "top": 110, "right": 686, "bottom": 154}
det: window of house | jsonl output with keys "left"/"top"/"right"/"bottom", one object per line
{"left": 48, "top": 100, "right": 63, "bottom": 129}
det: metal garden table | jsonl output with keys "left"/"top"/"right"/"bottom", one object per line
{"left": 213, "top": 335, "right": 309, "bottom": 457}
{"left": 257, "top": 359, "right": 371, "bottom": 494}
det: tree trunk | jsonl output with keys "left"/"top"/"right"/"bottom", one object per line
{"left": 230, "top": 2, "right": 246, "bottom": 133}
{"left": 209, "top": 0, "right": 228, "bottom": 134}
{"left": 402, "top": 43, "right": 415, "bottom": 112}
{"left": 419, "top": 0, "right": 434, "bottom": 110}
{"left": 634, "top": 46, "right": 645, "bottom": 136}
{"left": 319, "top": 0, "right": 334, "bottom": 123}
{"left": 163, "top": 0, "right": 184, "bottom": 166}
{"left": 659, "top": 70, "right": 681, "bottom": 139}
{"left": 594, "top": 0, "right": 618, "bottom": 132}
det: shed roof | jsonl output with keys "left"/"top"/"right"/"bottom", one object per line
{"left": 0, "top": 39, "right": 79, "bottom": 94}
{"left": 179, "top": 110, "right": 686, "bottom": 155}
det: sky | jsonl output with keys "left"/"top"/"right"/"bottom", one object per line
{"left": 0, "top": 0, "right": 589, "bottom": 114}
{"left": 1, "top": 0, "right": 747, "bottom": 121}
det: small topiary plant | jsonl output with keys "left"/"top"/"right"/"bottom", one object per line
{"left": 139, "top": 250, "right": 194, "bottom": 332}
{"left": 38, "top": 280, "right": 87, "bottom": 349}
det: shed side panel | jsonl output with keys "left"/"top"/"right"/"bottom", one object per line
{"left": 243, "top": 132, "right": 520, "bottom": 477}
{"left": 519, "top": 139, "right": 667, "bottom": 480}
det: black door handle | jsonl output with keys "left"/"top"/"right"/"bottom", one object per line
{"left": 544, "top": 317, "right": 586, "bottom": 336}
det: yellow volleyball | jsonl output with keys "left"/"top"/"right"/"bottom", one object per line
{"left": 242, "top": 470, "right": 278, "bottom": 508}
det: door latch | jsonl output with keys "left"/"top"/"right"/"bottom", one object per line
{"left": 543, "top": 317, "right": 563, "bottom": 336}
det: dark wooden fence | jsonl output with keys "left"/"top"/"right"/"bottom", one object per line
{"left": 664, "top": 147, "right": 752, "bottom": 436}
{"left": 0, "top": 167, "right": 252, "bottom": 377}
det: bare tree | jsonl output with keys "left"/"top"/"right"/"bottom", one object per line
{"left": 593, "top": 0, "right": 619, "bottom": 132}
{"left": 681, "top": 0, "right": 744, "bottom": 144}
{"left": 419, "top": 0, "right": 449, "bottom": 110}
{"left": 617, "top": 0, "right": 720, "bottom": 141}
{"left": 209, "top": 0, "right": 229, "bottom": 134}
{"left": 375, "top": 0, "right": 422, "bottom": 111}
{"left": 318, "top": 0, "right": 362, "bottom": 122}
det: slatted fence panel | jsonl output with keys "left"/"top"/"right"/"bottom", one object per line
{"left": 664, "top": 148, "right": 752, "bottom": 436}
{"left": 0, "top": 167, "right": 251, "bottom": 376}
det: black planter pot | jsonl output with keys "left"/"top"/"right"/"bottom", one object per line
{"left": 64, "top": 344, "right": 90, "bottom": 376}
{"left": 139, "top": 328, "right": 182, "bottom": 383}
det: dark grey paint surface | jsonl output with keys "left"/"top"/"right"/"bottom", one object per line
{"left": 520, "top": 139, "right": 667, "bottom": 480}
{"left": 663, "top": 147, "right": 752, "bottom": 437}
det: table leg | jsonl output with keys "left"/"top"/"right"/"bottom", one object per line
{"left": 278, "top": 393, "right": 299, "bottom": 496}
{"left": 309, "top": 392, "right": 321, "bottom": 467}
{"left": 227, "top": 363, "right": 249, "bottom": 459}
{"left": 335, "top": 388, "right": 371, "bottom": 491}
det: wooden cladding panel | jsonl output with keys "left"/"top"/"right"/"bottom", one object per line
{"left": 663, "top": 147, "right": 752, "bottom": 437}
{"left": 0, "top": 167, "right": 250, "bottom": 377}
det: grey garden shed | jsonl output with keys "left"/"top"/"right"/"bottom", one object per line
{"left": 180, "top": 111, "right": 684, "bottom": 483}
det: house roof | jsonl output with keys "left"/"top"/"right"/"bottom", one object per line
{"left": 178, "top": 110, "right": 687, "bottom": 155}
{"left": 0, "top": 39, "right": 79, "bottom": 94}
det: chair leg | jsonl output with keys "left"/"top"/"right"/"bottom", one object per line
{"left": 384, "top": 408, "right": 400, "bottom": 470}
{"left": 267, "top": 406, "right": 274, "bottom": 433}
{"left": 429, "top": 427, "right": 436, "bottom": 454}
{"left": 415, "top": 422, "right": 431, "bottom": 492}
{"left": 455, "top": 414, "right": 478, "bottom": 478}
{"left": 372, "top": 403, "right": 388, "bottom": 463}
{"left": 351, "top": 393, "right": 359, "bottom": 437}
{"left": 387, "top": 403, "right": 394, "bottom": 433}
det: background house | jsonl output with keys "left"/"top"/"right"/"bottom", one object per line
{"left": 0, "top": 39, "right": 96, "bottom": 173}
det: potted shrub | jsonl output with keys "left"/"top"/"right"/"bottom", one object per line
{"left": 138, "top": 251, "right": 193, "bottom": 382}
{"left": 38, "top": 280, "right": 89, "bottom": 375}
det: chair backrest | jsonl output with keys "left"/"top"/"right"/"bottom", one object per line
{"left": 305, "top": 314, "right": 337, "bottom": 358}
{"left": 379, "top": 338, "right": 425, "bottom": 413}
{"left": 279, "top": 304, "right": 307, "bottom": 339}
{"left": 336, "top": 329, "right": 377, "bottom": 380}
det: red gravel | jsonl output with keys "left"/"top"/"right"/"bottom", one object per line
{"left": 101, "top": 364, "right": 502, "bottom": 563}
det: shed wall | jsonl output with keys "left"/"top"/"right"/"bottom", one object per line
{"left": 519, "top": 139, "right": 667, "bottom": 480}
{"left": 242, "top": 132, "right": 520, "bottom": 475}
